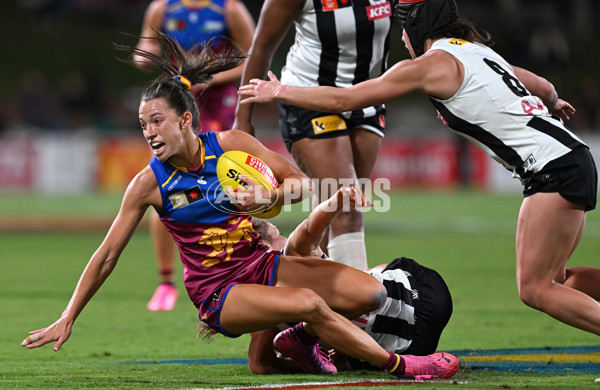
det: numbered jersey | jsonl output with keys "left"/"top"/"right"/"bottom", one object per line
{"left": 429, "top": 38, "right": 585, "bottom": 181}
{"left": 149, "top": 131, "right": 270, "bottom": 308}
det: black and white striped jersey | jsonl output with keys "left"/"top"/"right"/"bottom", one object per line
{"left": 281, "top": 0, "right": 393, "bottom": 90}
{"left": 429, "top": 38, "right": 586, "bottom": 181}
{"left": 352, "top": 268, "right": 416, "bottom": 353}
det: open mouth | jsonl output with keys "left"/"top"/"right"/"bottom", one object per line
{"left": 151, "top": 141, "right": 165, "bottom": 150}
{"left": 150, "top": 141, "right": 165, "bottom": 155}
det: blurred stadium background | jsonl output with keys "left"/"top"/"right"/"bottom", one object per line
{"left": 1, "top": 0, "right": 599, "bottom": 195}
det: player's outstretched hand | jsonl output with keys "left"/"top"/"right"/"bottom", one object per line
{"left": 21, "top": 318, "right": 72, "bottom": 351}
{"left": 238, "top": 71, "right": 282, "bottom": 104}
{"left": 329, "top": 186, "right": 372, "bottom": 213}
{"left": 550, "top": 98, "right": 575, "bottom": 121}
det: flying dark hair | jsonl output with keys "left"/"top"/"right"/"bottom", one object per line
{"left": 430, "top": 18, "right": 494, "bottom": 47}
{"left": 114, "top": 29, "right": 245, "bottom": 129}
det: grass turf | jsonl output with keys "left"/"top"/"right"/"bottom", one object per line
{"left": 1, "top": 189, "right": 599, "bottom": 389}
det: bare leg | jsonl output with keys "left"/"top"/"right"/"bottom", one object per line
{"left": 150, "top": 211, "right": 176, "bottom": 282}
{"left": 348, "top": 128, "right": 382, "bottom": 183}
{"left": 147, "top": 210, "right": 178, "bottom": 311}
{"left": 274, "top": 256, "right": 387, "bottom": 317}
{"left": 563, "top": 267, "right": 600, "bottom": 300}
{"left": 220, "top": 283, "right": 390, "bottom": 367}
{"left": 516, "top": 192, "right": 600, "bottom": 335}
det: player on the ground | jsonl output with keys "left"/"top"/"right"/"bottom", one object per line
{"left": 248, "top": 186, "right": 453, "bottom": 375}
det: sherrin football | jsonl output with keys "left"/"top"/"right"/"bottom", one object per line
{"left": 216, "top": 150, "right": 282, "bottom": 219}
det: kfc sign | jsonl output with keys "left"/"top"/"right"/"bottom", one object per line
{"left": 367, "top": 2, "right": 392, "bottom": 20}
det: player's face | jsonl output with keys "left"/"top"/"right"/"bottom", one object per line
{"left": 139, "top": 98, "right": 186, "bottom": 161}
{"left": 265, "top": 222, "right": 287, "bottom": 251}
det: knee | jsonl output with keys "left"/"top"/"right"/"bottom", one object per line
{"left": 517, "top": 280, "right": 547, "bottom": 310}
{"left": 369, "top": 283, "right": 387, "bottom": 311}
{"left": 295, "top": 289, "right": 332, "bottom": 323}
{"left": 352, "top": 282, "right": 387, "bottom": 315}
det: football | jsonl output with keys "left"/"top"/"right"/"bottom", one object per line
{"left": 216, "top": 150, "right": 282, "bottom": 219}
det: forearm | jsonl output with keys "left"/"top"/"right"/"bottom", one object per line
{"left": 513, "top": 66, "right": 558, "bottom": 110}
{"left": 61, "top": 250, "right": 119, "bottom": 324}
{"left": 270, "top": 173, "right": 313, "bottom": 206}
{"left": 235, "top": 45, "right": 277, "bottom": 129}
{"left": 274, "top": 84, "right": 353, "bottom": 113}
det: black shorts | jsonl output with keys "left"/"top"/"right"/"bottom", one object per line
{"left": 523, "top": 146, "right": 598, "bottom": 211}
{"left": 278, "top": 102, "right": 386, "bottom": 151}
{"left": 384, "top": 257, "right": 453, "bottom": 356}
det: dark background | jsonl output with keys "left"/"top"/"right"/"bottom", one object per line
{"left": 2, "top": 0, "right": 599, "bottom": 135}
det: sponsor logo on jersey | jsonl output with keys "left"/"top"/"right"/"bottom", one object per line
{"left": 203, "top": 20, "right": 225, "bottom": 33}
{"left": 167, "top": 174, "right": 184, "bottom": 191}
{"left": 448, "top": 38, "right": 468, "bottom": 46}
{"left": 367, "top": 2, "right": 392, "bottom": 21}
{"left": 169, "top": 185, "right": 204, "bottom": 209}
{"left": 311, "top": 115, "right": 348, "bottom": 135}
{"left": 523, "top": 154, "right": 536, "bottom": 171}
{"left": 165, "top": 18, "right": 186, "bottom": 32}
{"left": 321, "top": 0, "right": 353, "bottom": 12}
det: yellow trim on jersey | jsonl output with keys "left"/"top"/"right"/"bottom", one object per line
{"left": 448, "top": 38, "right": 470, "bottom": 46}
{"left": 163, "top": 136, "right": 206, "bottom": 187}
{"left": 180, "top": 0, "right": 224, "bottom": 14}
{"left": 162, "top": 167, "right": 182, "bottom": 189}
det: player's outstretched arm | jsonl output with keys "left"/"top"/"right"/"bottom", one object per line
{"left": 285, "top": 186, "right": 372, "bottom": 258}
{"left": 21, "top": 168, "right": 155, "bottom": 351}
{"left": 238, "top": 53, "right": 457, "bottom": 113}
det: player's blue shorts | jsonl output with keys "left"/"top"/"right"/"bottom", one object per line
{"left": 198, "top": 252, "right": 280, "bottom": 337}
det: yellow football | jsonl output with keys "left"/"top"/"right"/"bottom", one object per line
{"left": 216, "top": 150, "right": 282, "bottom": 219}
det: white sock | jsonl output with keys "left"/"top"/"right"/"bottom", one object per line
{"left": 327, "top": 231, "right": 368, "bottom": 270}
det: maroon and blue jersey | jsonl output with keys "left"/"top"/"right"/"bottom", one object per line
{"left": 149, "top": 132, "right": 272, "bottom": 308}
{"left": 162, "top": 0, "right": 229, "bottom": 50}
{"left": 162, "top": 0, "right": 237, "bottom": 133}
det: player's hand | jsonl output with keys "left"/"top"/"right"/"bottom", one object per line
{"left": 21, "top": 318, "right": 72, "bottom": 351}
{"left": 346, "top": 186, "right": 372, "bottom": 209}
{"left": 329, "top": 186, "right": 372, "bottom": 213}
{"left": 226, "top": 175, "right": 276, "bottom": 213}
{"left": 549, "top": 98, "right": 575, "bottom": 121}
{"left": 238, "top": 71, "right": 282, "bottom": 104}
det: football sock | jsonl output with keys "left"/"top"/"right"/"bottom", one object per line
{"left": 379, "top": 351, "right": 406, "bottom": 376}
{"left": 327, "top": 231, "right": 368, "bottom": 270}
